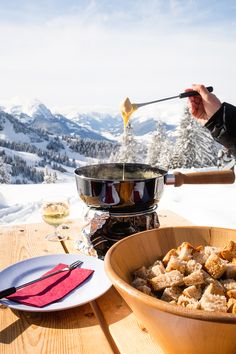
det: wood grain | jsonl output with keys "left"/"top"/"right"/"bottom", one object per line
{"left": 63, "top": 210, "right": 191, "bottom": 354}
{"left": 0, "top": 210, "right": 193, "bottom": 354}
{"left": 0, "top": 223, "right": 113, "bottom": 354}
{"left": 173, "top": 169, "right": 235, "bottom": 186}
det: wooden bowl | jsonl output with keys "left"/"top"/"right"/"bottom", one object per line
{"left": 104, "top": 226, "right": 236, "bottom": 354}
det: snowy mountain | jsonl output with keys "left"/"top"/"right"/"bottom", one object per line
{"left": 0, "top": 109, "right": 117, "bottom": 184}
{"left": 71, "top": 112, "right": 122, "bottom": 137}
{"left": 3, "top": 101, "right": 110, "bottom": 141}
{"left": 1, "top": 98, "right": 223, "bottom": 186}
{"left": 131, "top": 117, "right": 176, "bottom": 136}
{"left": 71, "top": 111, "right": 176, "bottom": 138}
{"left": 0, "top": 111, "right": 45, "bottom": 144}
{"left": 2, "top": 99, "right": 177, "bottom": 141}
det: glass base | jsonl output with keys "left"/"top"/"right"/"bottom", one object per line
{"left": 45, "top": 233, "right": 68, "bottom": 242}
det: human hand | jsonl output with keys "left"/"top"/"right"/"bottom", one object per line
{"left": 186, "top": 84, "right": 222, "bottom": 122}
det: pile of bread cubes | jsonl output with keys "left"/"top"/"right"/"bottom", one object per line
{"left": 131, "top": 240, "right": 236, "bottom": 313}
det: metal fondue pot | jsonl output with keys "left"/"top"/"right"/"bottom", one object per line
{"left": 74, "top": 163, "right": 235, "bottom": 213}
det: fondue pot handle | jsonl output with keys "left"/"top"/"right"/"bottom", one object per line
{"left": 165, "top": 169, "right": 235, "bottom": 187}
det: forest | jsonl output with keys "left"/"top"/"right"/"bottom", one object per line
{"left": 0, "top": 108, "right": 233, "bottom": 184}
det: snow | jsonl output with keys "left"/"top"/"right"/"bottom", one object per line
{"left": 0, "top": 119, "right": 32, "bottom": 144}
{"left": 2, "top": 147, "right": 41, "bottom": 165}
{"left": 0, "top": 181, "right": 87, "bottom": 225}
{"left": 1, "top": 172, "right": 236, "bottom": 230}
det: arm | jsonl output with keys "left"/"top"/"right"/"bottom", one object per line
{"left": 205, "top": 102, "right": 236, "bottom": 157}
{"left": 187, "top": 84, "right": 236, "bottom": 157}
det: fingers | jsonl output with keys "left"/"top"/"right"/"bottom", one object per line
{"left": 187, "top": 84, "right": 222, "bottom": 120}
{"left": 191, "top": 84, "right": 210, "bottom": 99}
{"left": 188, "top": 98, "right": 201, "bottom": 117}
{"left": 185, "top": 85, "right": 207, "bottom": 120}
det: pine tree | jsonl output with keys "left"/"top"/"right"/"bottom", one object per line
{"left": 43, "top": 166, "right": 54, "bottom": 184}
{"left": 52, "top": 171, "right": 58, "bottom": 183}
{"left": 169, "top": 106, "right": 219, "bottom": 169}
{"left": 147, "top": 120, "right": 170, "bottom": 169}
{"left": 0, "top": 156, "right": 11, "bottom": 183}
{"left": 110, "top": 122, "right": 144, "bottom": 163}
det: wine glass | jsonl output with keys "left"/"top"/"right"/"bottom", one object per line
{"left": 41, "top": 196, "right": 70, "bottom": 241}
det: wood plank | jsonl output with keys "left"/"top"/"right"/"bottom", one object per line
{"left": 158, "top": 209, "right": 193, "bottom": 227}
{"left": 0, "top": 210, "right": 192, "bottom": 354}
{"left": 61, "top": 210, "right": 192, "bottom": 354}
{"left": 0, "top": 304, "right": 113, "bottom": 354}
{"left": 96, "top": 288, "right": 164, "bottom": 354}
{"left": 95, "top": 211, "right": 192, "bottom": 354}
{"left": 0, "top": 223, "right": 113, "bottom": 354}
{"left": 0, "top": 224, "right": 63, "bottom": 269}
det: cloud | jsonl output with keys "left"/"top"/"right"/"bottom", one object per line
{"left": 0, "top": 0, "right": 236, "bottom": 118}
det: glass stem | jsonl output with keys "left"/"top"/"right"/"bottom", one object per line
{"left": 54, "top": 226, "right": 62, "bottom": 241}
{"left": 54, "top": 226, "right": 59, "bottom": 237}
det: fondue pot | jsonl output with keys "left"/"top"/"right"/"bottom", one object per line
{"left": 74, "top": 163, "right": 235, "bottom": 212}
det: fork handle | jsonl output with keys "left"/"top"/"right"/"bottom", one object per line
{"left": 179, "top": 86, "right": 213, "bottom": 98}
{"left": 0, "top": 287, "right": 16, "bottom": 299}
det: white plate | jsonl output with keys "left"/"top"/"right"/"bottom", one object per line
{"left": 0, "top": 253, "right": 112, "bottom": 312}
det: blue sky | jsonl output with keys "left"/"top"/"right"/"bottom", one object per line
{"left": 0, "top": 1, "right": 236, "bottom": 25}
{"left": 0, "top": 0, "right": 236, "bottom": 119}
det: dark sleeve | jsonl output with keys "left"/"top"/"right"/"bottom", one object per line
{"left": 205, "top": 102, "right": 236, "bottom": 157}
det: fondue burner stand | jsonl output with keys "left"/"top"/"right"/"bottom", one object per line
{"left": 75, "top": 206, "right": 159, "bottom": 259}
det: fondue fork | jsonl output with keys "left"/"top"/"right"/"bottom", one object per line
{"left": 0, "top": 259, "right": 83, "bottom": 299}
{"left": 132, "top": 86, "right": 213, "bottom": 109}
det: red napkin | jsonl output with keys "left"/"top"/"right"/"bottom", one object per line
{"left": 7, "top": 263, "right": 94, "bottom": 307}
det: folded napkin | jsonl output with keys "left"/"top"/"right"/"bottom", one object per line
{"left": 7, "top": 263, "right": 94, "bottom": 307}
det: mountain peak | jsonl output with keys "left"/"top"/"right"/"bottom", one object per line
{"left": 1, "top": 97, "right": 52, "bottom": 123}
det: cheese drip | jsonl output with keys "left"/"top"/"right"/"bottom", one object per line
{"left": 120, "top": 97, "right": 137, "bottom": 127}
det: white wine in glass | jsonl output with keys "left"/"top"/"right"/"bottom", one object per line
{"left": 41, "top": 197, "right": 70, "bottom": 241}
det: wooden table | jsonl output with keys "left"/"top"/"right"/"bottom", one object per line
{"left": 0, "top": 210, "right": 192, "bottom": 354}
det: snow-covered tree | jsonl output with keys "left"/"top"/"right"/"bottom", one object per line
{"left": 147, "top": 120, "right": 171, "bottom": 169}
{"left": 52, "top": 171, "right": 58, "bottom": 183}
{"left": 110, "top": 122, "right": 145, "bottom": 163}
{"left": 0, "top": 156, "right": 11, "bottom": 183}
{"left": 169, "top": 106, "right": 219, "bottom": 169}
{"left": 217, "top": 148, "right": 235, "bottom": 169}
{"left": 43, "top": 166, "right": 57, "bottom": 184}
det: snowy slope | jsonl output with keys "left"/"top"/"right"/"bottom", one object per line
{"left": 2, "top": 98, "right": 179, "bottom": 140}
{"left": 2, "top": 101, "right": 111, "bottom": 141}
{"left": 0, "top": 111, "right": 44, "bottom": 143}
{"left": 1, "top": 173, "right": 236, "bottom": 230}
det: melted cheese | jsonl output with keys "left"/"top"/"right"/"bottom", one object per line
{"left": 120, "top": 97, "right": 137, "bottom": 127}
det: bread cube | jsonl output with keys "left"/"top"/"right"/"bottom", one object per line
{"left": 204, "top": 253, "right": 227, "bottom": 279}
{"left": 131, "top": 277, "right": 147, "bottom": 288}
{"left": 204, "top": 246, "right": 221, "bottom": 257}
{"left": 133, "top": 266, "right": 148, "bottom": 279}
{"left": 227, "top": 298, "right": 236, "bottom": 313}
{"left": 221, "top": 241, "right": 236, "bottom": 261}
{"left": 177, "top": 295, "right": 200, "bottom": 310}
{"left": 162, "top": 248, "right": 178, "bottom": 265}
{"left": 192, "top": 250, "right": 208, "bottom": 265}
{"left": 161, "top": 286, "right": 182, "bottom": 302}
{"left": 203, "top": 281, "right": 225, "bottom": 296}
{"left": 183, "top": 270, "right": 206, "bottom": 286}
{"left": 186, "top": 259, "right": 202, "bottom": 274}
{"left": 177, "top": 242, "right": 195, "bottom": 261}
{"left": 183, "top": 285, "right": 202, "bottom": 300}
{"left": 227, "top": 289, "right": 236, "bottom": 299}
{"left": 149, "top": 270, "right": 184, "bottom": 291}
{"left": 149, "top": 261, "right": 166, "bottom": 277}
{"left": 200, "top": 292, "right": 227, "bottom": 312}
{"left": 166, "top": 255, "right": 186, "bottom": 274}
{"left": 221, "top": 279, "right": 236, "bottom": 291}
{"left": 136, "top": 285, "right": 152, "bottom": 295}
